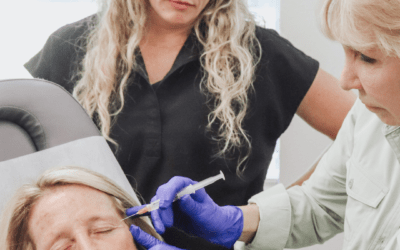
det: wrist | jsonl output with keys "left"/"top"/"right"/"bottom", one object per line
{"left": 237, "top": 204, "right": 260, "bottom": 243}
{"left": 208, "top": 205, "right": 244, "bottom": 248}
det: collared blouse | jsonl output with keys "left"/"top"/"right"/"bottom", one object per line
{"left": 249, "top": 99, "right": 400, "bottom": 250}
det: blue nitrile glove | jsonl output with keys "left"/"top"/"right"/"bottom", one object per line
{"left": 126, "top": 177, "right": 243, "bottom": 248}
{"left": 130, "top": 224, "right": 185, "bottom": 250}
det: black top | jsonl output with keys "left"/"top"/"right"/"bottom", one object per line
{"left": 25, "top": 15, "right": 319, "bottom": 249}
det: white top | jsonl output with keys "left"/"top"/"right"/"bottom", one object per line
{"left": 248, "top": 99, "right": 400, "bottom": 249}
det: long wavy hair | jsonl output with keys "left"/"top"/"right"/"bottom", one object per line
{"left": 321, "top": 0, "right": 400, "bottom": 57}
{"left": 73, "top": 0, "right": 261, "bottom": 175}
{"left": 0, "top": 166, "right": 161, "bottom": 250}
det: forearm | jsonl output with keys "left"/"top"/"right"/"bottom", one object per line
{"left": 240, "top": 183, "right": 344, "bottom": 250}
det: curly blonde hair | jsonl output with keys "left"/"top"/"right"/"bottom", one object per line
{"left": 0, "top": 166, "right": 161, "bottom": 250}
{"left": 321, "top": 0, "right": 400, "bottom": 57}
{"left": 73, "top": 0, "right": 261, "bottom": 174}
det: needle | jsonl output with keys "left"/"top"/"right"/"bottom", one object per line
{"left": 122, "top": 199, "right": 160, "bottom": 221}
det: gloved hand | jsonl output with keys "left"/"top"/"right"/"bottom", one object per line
{"left": 130, "top": 224, "right": 185, "bottom": 250}
{"left": 126, "top": 177, "right": 243, "bottom": 248}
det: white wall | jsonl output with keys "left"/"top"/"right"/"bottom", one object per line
{"left": 0, "top": 0, "right": 97, "bottom": 80}
{"left": 279, "top": 0, "right": 345, "bottom": 249}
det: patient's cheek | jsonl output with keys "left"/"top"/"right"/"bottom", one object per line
{"left": 115, "top": 224, "right": 138, "bottom": 250}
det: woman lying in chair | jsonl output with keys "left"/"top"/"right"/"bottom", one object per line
{"left": 0, "top": 166, "right": 163, "bottom": 250}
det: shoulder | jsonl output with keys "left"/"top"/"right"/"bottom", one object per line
{"left": 251, "top": 26, "right": 320, "bottom": 134}
{"left": 48, "top": 14, "right": 97, "bottom": 49}
{"left": 254, "top": 26, "right": 317, "bottom": 66}
{"left": 24, "top": 15, "right": 97, "bottom": 91}
{"left": 253, "top": 25, "right": 319, "bottom": 84}
{"left": 254, "top": 26, "right": 284, "bottom": 44}
{"left": 254, "top": 26, "right": 291, "bottom": 51}
{"left": 253, "top": 25, "right": 319, "bottom": 81}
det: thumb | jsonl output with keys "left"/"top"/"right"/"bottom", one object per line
{"left": 151, "top": 209, "right": 166, "bottom": 235}
{"left": 130, "top": 224, "right": 163, "bottom": 249}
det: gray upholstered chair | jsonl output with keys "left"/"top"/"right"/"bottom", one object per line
{"left": 0, "top": 78, "right": 139, "bottom": 213}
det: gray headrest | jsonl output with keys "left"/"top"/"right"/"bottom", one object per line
{"left": 0, "top": 79, "right": 144, "bottom": 220}
{"left": 0, "top": 136, "right": 140, "bottom": 214}
{"left": 0, "top": 78, "right": 100, "bottom": 162}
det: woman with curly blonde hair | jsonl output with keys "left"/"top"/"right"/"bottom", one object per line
{"left": 25, "top": 0, "right": 354, "bottom": 248}
{"left": 0, "top": 166, "right": 163, "bottom": 250}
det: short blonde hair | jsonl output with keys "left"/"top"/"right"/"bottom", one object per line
{"left": 321, "top": 0, "right": 400, "bottom": 57}
{"left": 0, "top": 166, "right": 161, "bottom": 250}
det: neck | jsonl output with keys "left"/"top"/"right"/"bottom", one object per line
{"left": 142, "top": 25, "right": 191, "bottom": 49}
{"left": 142, "top": 9, "right": 193, "bottom": 48}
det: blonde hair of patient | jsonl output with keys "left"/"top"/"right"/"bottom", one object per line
{"left": 0, "top": 166, "right": 161, "bottom": 250}
{"left": 322, "top": 0, "right": 400, "bottom": 57}
{"left": 73, "top": 0, "right": 261, "bottom": 174}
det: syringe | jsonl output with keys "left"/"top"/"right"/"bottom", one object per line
{"left": 122, "top": 171, "right": 225, "bottom": 221}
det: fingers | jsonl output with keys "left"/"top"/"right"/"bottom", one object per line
{"left": 152, "top": 177, "right": 196, "bottom": 234}
{"left": 126, "top": 204, "right": 147, "bottom": 216}
{"left": 130, "top": 224, "right": 163, "bottom": 249}
{"left": 147, "top": 176, "right": 201, "bottom": 235}
{"left": 150, "top": 204, "right": 166, "bottom": 234}
{"left": 151, "top": 195, "right": 174, "bottom": 232}
{"left": 156, "top": 177, "right": 196, "bottom": 207}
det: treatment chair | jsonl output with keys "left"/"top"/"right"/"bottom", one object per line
{"left": 0, "top": 79, "right": 140, "bottom": 214}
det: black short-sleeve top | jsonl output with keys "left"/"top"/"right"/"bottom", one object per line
{"left": 25, "top": 15, "right": 319, "bottom": 207}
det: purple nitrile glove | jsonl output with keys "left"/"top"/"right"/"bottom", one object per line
{"left": 130, "top": 224, "right": 185, "bottom": 250}
{"left": 126, "top": 177, "right": 243, "bottom": 248}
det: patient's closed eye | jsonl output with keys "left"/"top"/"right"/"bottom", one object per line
{"left": 94, "top": 227, "right": 115, "bottom": 234}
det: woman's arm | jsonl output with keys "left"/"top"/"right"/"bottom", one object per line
{"left": 296, "top": 68, "right": 356, "bottom": 140}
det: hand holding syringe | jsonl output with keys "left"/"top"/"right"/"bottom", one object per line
{"left": 122, "top": 171, "right": 225, "bottom": 220}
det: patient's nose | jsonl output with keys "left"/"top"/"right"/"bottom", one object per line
{"left": 75, "top": 234, "right": 96, "bottom": 250}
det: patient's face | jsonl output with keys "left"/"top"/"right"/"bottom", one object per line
{"left": 28, "top": 184, "right": 137, "bottom": 250}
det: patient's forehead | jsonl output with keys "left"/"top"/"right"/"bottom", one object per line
{"left": 28, "top": 184, "right": 121, "bottom": 248}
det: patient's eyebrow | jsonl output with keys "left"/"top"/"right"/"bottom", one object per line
{"left": 87, "top": 215, "right": 121, "bottom": 224}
